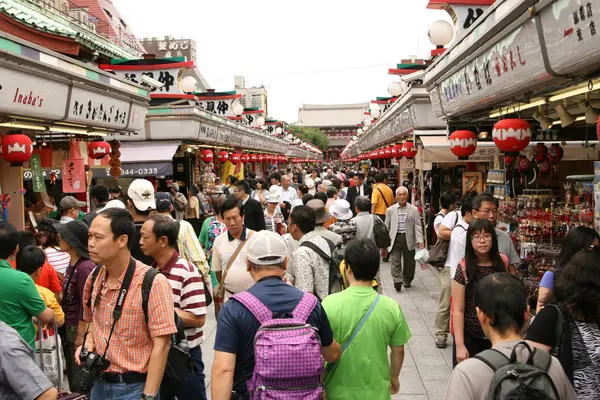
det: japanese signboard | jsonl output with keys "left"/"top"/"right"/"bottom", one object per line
{"left": 67, "top": 87, "right": 131, "bottom": 130}
{"left": 29, "top": 154, "right": 46, "bottom": 192}
{"left": 195, "top": 98, "right": 237, "bottom": 117}
{"left": 62, "top": 159, "right": 86, "bottom": 193}
{"left": 198, "top": 122, "right": 219, "bottom": 142}
{"left": 140, "top": 38, "right": 197, "bottom": 62}
{"left": 113, "top": 67, "right": 185, "bottom": 95}
{"left": 23, "top": 168, "right": 61, "bottom": 181}
{"left": 241, "top": 112, "right": 265, "bottom": 127}
{"left": 0, "top": 66, "right": 69, "bottom": 120}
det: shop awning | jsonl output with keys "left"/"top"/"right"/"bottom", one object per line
{"left": 115, "top": 140, "right": 180, "bottom": 177}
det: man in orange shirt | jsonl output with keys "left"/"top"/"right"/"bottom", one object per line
{"left": 371, "top": 173, "right": 394, "bottom": 222}
{"left": 12, "top": 231, "right": 62, "bottom": 296}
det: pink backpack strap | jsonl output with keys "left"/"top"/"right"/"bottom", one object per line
{"left": 233, "top": 292, "right": 273, "bottom": 324}
{"left": 500, "top": 253, "right": 509, "bottom": 268}
{"left": 292, "top": 292, "right": 318, "bottom": 323}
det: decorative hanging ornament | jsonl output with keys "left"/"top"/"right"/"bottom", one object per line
{"left": 230, "top": 153, "right": 241, "bottom": 164}
{"left": 548, "top": 143, "right": 564, "bottom": 163}
{"left": 504, "top": 154, "right": 514, "bottom": 167}
{"left": 201, "top": 149, "right": 214, "bottom": 163}
{"left": 257, "top": 154, "right": 265, "bottom": 162}
{"left": 217, "top": 151, "right": 229, "bottom": 163}
{"left": 377, "top": 149, "right": 385, "bottom": 159}
{"left": 1, "top": 134, "right": 32, "bottom": 166}
{"left": 250, "top": 154, "right": 258, "bottom": 162}
{"left": 401, "top": 141, "right": 418, "bottom": 159}
{"left": 516, "top": 155, "right": 532, "bottom": 173}
{"left": 88, "top": 141, "right": 111, "bottom": 159}
{"left": 240, "top": 154, "right": 250, "bottom": 164}
{"left": 538, "top": 160, "right": 551, "bottom": 176}
{"left": 384, "top": 147, "right": 392, "bottom": 159}
{"left": 533, "top": 143, "right": 548, "bottom": 163}
{"left": 492, "top": 118, "right": 532, "bottom": 153}
{"left": 448, "top": 130, "right": 477, "bottom": 160}
{"left": 391, "top": 144, "right": 402, "bottom": 158}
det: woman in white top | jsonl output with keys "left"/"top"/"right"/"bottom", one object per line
{"left": 37, "top": 219, "right": 70, "bottom": 280}
{"left": 263, "top": 193, "right": 286, "bottom": 235}
{"left": 251, "top": 178, "right": 270, "bottom": 209}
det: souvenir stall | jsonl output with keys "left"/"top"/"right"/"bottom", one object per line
{"left": 423, "top": 0, "right": 600, "bottom": 298}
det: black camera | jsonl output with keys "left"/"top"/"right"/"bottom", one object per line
{"left": 73, "top": 348, "right": 111, "bottom": 393}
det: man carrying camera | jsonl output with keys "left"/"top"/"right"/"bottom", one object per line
{"left": 77, "top": 208, "right": 177, "bottom": 400}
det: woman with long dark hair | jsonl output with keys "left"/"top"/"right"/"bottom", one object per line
{"left": 536, "top": 226, "right": 600, "bottom": 312}
{"left": 527, "top": 248, "right": 600, "bottom": 399}
{"left": 452, "top": 218, "right": 508, "bottom": 366}
{"left": 185, "top": 185, "right": 203, "bottom": 236}
{"left": 251, "top": 178, "right": 269, "bottom": 209}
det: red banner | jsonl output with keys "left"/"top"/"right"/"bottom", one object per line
{"left": 62, "top": 159, "right": 86, "bottom": 193}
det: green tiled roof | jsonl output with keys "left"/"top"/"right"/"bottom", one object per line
{"left": 0, "top": 0, "right": 140, "bottom": 59}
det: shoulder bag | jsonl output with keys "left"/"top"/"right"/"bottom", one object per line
{"left": 213, "top": 232, "right": 253, "bottom": 318}
{"left": 376, "top": 186, "right": 390, "bottom": 208}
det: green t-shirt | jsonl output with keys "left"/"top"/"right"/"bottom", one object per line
{"left": 0, "top": 260, "right": 47, "bottom": 348}
{"left": 322, "top": 286, "right": 412, "bottom": 400}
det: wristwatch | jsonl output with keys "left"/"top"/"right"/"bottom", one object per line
{"left": 141, "top": 395, "right": 156, "bottom": 400}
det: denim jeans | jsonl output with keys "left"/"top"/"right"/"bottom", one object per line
{"left": 90, "top": 381, "right": 155, "bottom": 400}
{"left": 161, "top": 346, "right": 207, "bottom": 400}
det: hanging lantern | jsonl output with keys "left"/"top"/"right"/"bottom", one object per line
{"left": 597, "top": 115, "right": 600, "bottom": 141}
{"left": 533, "top": 143, "right": 548, "bottom": 163}
{"left": 401, "top": 141, "right": 418, "bottom": 159}
{"left": 240, "top": 154, "right": 250, "bottom": 164}
{"left": 449, "top": 130, "right": 477, "bottom": 160}
{"left": 548, "top": 143, "right": 564, "bottom": 163}
{"left": 538, "top": 160, "right": 551, "bottom": 176}
{"left": 230, "top": 153, "right": 241, "bottom": 164}
{"left": 492, "top": 118, "right": 532, "bottom": 153}
{"left": 217, "top": 150, "right": 229, "bottom": 163}
{"left": 516, "top": 155, "right": 532, "bottom": 173}
{"left": 391, "top": 144, "right": 402, "bottom": 158}
{"left": 368, "top": 151, "right": 377, "bottom": 160}
{"left": 377, "top": 149, "right": 385, "bottom": 159}
{"left": 384, "top": 146, "right": 392, "bottom": 159}
{"left": 88, "top": 141, "right": 111, "bottom": 159}
{"left": 2, "top": 134, "right": 32, "bottom": 166}
{"left": 250, "top": 154, "right": 258, "bottom": 162}
{"left": 257, "top": 154, "right": 265, "bottom": 162}
{"left": 504, "top": 154, "right": 515, "bottom": 167}
{"left": 201, "top": 149, "right": 214, "bottom": 163}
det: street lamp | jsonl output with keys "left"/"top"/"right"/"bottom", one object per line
{"left": 388, "top": 81, "right": 402, "bottom": 97}
{"left": 428, "top": 20, "right": 454, "bottom": 47}
{"left": 363, "top": 118, "right": 372, "bottom": 127}
{"left": 232, "top": 102, "right": 244, "bottom": 116}
{"left": 256, "top": 116, "right": 265, "bottom": 127}
{"left": 370, "top": 108, "right": 381, "bottom": 119}
{"left": 180, "top": 76, "right": 198, "bottom": 93}
{"left": 357, "top": 128, "right": 363, "bottom": 135}
{"left": 275, "top": 127, "right": 283, "bottom": 135}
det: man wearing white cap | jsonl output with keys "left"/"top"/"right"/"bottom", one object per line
{"left": 211, "top": 230, "right": 341, "bottom": 399}
{"left": 127, "top": 179, "right": 156, "bottom": 265}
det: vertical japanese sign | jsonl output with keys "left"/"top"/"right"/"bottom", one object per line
{"left": 62, "top": 159, "right": 86, "bottom": 193}
{"left": 30, "top": 153, "right": 46, "bottom": 193}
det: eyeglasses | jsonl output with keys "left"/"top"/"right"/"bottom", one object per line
{"left": 472, "top": 234, "right": 493, "bottom": 242}
{"left": 475, "top": 209, "right": 498, "bottom": 215}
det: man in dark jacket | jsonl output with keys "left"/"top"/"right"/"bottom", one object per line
{"left": 234, "top": 180, "right": 266, "bottom": 232}
{"left": 346, "top": 172, "right": 372, "bottom": 216}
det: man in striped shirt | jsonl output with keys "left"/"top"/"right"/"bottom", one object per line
{"left": 140, "top": 214, "right": 207, "bottom": 400}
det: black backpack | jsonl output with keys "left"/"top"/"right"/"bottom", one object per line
{"left": 475, "top": 342, "right": 560, "bottom": 400}
{"left": 372, "top": 215, "right": 391, "bottom": 249}
{"left": 88, "top": 266, "right": 190, "bottom": 381}
{"left": 299, "top": 238, "right": 344, "bottom": 295}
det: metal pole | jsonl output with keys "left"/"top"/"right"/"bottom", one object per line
{"left": 420, "top": 167, "right": 428, "bottom": 248}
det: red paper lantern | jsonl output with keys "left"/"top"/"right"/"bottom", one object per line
{"left": 1, "top": 134, "right": 32, "bottom": 165}
{"left": 258, "top": 154, "right": 265, "bottom": 162}
{"left": 391, "top": 144, "right": 402, "bottom": 158}
{"left": 548, "top": 143, "right": 564, "bottom": 163}
{"left": 492, "top": 118, "right": 532, "bottom": 153}
{"left": 516, "top": 155, "right": 531, "bottom": 172}
{"left": 230, "top": 153, "right": 241, "bottom": 164}
{"left": 449, "top": 130, "right": 477, "bottom": 160}
{"left": 401, "top": 141, "right": 418, "bottom": 159}
{"left": 217, "top": 150, "right": 229, "bottom": 163}
{"left": 88, "top": 141, "right": 111, "bottom": 159}
{"left": 250, "top": 154, "right": 258, "bottom": 162}
{"left": 240, "top": 154, "right": 250, "bottom": 164}
{"left": 384, "top": 147, "right": 392, "bottom": 159}
{"left": 538, "top": 160, "right": 550, "bottom": 176}
{"left": 201, "top": 149, "right": 214, "bottom": 163}
{"left": 533, "top": 143, "right": 548, "bottom": 163}
{"left": 504, "top": 155, "right": 514, "bottom": 167}
{"left": 377, "top": 149, "right": 385, "bottom": 159}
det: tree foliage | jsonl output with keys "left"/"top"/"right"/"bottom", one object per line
{"left": 289, "top": 126, "right": 329, "bottom": 150}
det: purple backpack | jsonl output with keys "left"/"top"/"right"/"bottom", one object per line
{"left": 233, "top": 291, "right": 324, "bottom": 399}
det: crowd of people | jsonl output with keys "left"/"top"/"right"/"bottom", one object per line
{"left": 0, "top": 165, "right": 598, "bottom": 399}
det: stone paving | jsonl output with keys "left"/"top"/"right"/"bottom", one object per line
{"left": 201, "top": 261, "right": 452, "bottom": 400}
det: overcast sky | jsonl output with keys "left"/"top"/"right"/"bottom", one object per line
{"left": 114, "top": 0, "right": 452, "bottom": 123}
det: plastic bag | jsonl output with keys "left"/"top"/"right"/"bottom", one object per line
{"left": 414, "top": 248, "right": 430, "bottom": 265}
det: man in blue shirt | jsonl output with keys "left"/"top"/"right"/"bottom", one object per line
{"left": 211, "top": 230, "right": 342, "bottom": 400}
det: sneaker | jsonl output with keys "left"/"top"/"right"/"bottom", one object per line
{"left": 394, "top": 282, "right": 403, "bottom": 292}
{"left": 435, "top": 338, "right": 447, "bottom": 348}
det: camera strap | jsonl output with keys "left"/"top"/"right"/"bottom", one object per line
{"left": 81, "top": 257, "right": 137, "bottom": 360}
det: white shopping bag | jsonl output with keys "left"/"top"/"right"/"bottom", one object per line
{"left": 34, "top": 321, "right": 64, "bottom": 391}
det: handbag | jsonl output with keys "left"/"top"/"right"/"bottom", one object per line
{"left": 35, "top": 320, "right": 64, "bottom": 391}
{"left": 376, "top": 186, "right": 390, "bottom": 208}
{"left": 372, "top": 215, "right": 391, "bottom": 249}
{"left": 213, "top": 232, "right": 253, "bottom": 318}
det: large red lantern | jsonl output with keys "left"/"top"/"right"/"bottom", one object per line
{"left": 548, "top": 143, "right": 564, "bottom": 163}
{"left": 1, "top": 134, "right": 32, "bottom": 165}
{"left": 240, "top": 154, "right": 250, "bottom": 164}
{"left": 88, "top": 141, "right": 111, "bottom": 159}
{"left": 449, "top": 130, "right": 477, "bottom": 160}
{"left": 533, "top": 143, "right": 548, "bottom": 163}
{"left": 257, "top": 154, "right": 265, "bottom": 162}
{"left": 384, "top": 146, "right": 392, "bottom": 159}
{"left": 516, "top": 155, "right": 532, "bottom": 173}
{"left": 230, "top": 153, "right": 241, "bottom": 164}
{"left": 492, "top": 118, "right": 532, "bottom": 153}
{"left": 250, "top": 154, "right": 258, "bottom": 163}
{"left": 391, "top": 144, "right": 402, "bottom": 158}
{"left": 401, "top": 141, "right": 418, "bottom": 159}
{"left": 217, "top": 150, "right": 229, "bottom": 163}
{"left": 377, "top": 149, "right": 385, "bottom": 159}
{"left": 201, "top": 149, "right": 214, "bottom": 163}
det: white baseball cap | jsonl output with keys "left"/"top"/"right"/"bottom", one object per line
{"left": 99, "top": 199, "right": 126, "bottom": 213}
{"left": 246, "top": 230, "right": 288, "bottom": 265}
{"left": 127, "top": 179, "right": 156, "bottom": 211}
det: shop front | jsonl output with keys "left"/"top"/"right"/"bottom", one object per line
{"left": 0, "top": 32, "right": 150, "bottom": 229}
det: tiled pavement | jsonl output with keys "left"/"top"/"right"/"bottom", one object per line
{"left": 200, "top": 261, "right": 453, "bottom": 400}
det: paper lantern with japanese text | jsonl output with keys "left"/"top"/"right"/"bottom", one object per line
{"left": 384, "top": 147, "right": 392, "bottom": 159}
{"left": 516, "top": 155, "right": 532, "bottom": 173}
{"left": 533, "top": 143, "right": 548, "bottom": 163}
{"left": 201, "top": 149, "right": 214, "bottom": 163}
{"left": 230, "top": 153, "right": 241, "bottom": 164}
{"left": 88, "top": 141, "right": 111, "bottom": 159}
{"left": 377, "top": 149, "right": 385, "bottom": 159}
{"left": 250, "top": 154, "right": 258, "bottom": 163}
{"left": 1, "top": 134, "right": 32, "bottom": 165}
{"left": 548, "top": 143, "right": 564, "bottom": 163}
{"left": 217, "top": 151, "right": 229, "bottom": 163}
{"left": 401, "top": 141, "right": 418, "bottom": 159}
{"left": 538, "top": 160, "right": 551, "bottom": 176}
{"left": 449, "top": 130, "right": 477, "bottom": 160}
{"left": 492, "top": 118, "right": 532, "bottom": 153}
{"left": 257, "top": 154, "right": 265, "bottom": 162}
{"left": 240, "top": 154, "right": 250, "bottom": 164}
{"left": 391, "top": 144, "right": 402, "bottom": 158}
